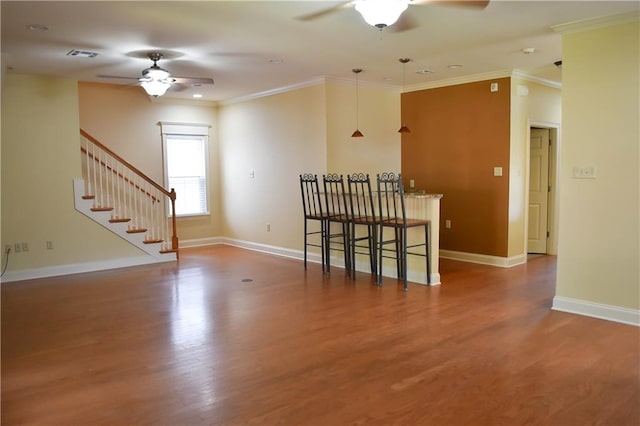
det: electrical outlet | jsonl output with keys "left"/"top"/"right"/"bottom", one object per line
{"left": 47, "top": 241, "right": 54, "bottom": 250}
{"left": 445, "top": 220, "right": 452, "bottom": 229}
{"left": 21, "top": 242, "right": 29, "bottom": 252}
{"left": 5, "top": 244, "right": 11, "bottom": 253}
{"left": 14, "top": 243, "right": 21, "bottom": 253}
{"left": 266, "top": 223, "right": 271, "bottom": 232}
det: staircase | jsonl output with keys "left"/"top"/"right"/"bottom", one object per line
{"left": 75, "top": 129, "right": 178, "bottom": 261}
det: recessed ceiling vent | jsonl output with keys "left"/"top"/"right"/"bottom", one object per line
{"left": 66, "top": 49, "right": 99, "bottom": 58}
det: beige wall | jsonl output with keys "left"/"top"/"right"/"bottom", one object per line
{"left": 217, "top": 81, "right": 401, "bottom": 252}
{"left": 1, "top": 74, "right": 143, "bottom": 272}
{"left": 78, "top": 82, "right": 221, "bottom": 242}
{"left": 556, "top": 20, "right": 639, "bottom": 310}
{"left": 326, "top": 81, "right": 401, "bottom": 176}
{"left": 218, "top": 84, "right": 328, "bottom": 250}
{"left": 509, "top": 78, "right": 562, "bottom": 257}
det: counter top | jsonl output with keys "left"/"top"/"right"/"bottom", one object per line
{"left": 404, "top": 192, "right": 443, "bottom": 199}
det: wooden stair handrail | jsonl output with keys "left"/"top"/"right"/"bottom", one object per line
{"left": 81, "top": 146, "right": 161, "bottom": 202}
{"left": 80, "top": 129, "right": 174, "bottom": 201}
{"left": 80, "top": 128, "right": 179, "bottom": 254}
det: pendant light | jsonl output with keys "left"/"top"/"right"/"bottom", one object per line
{"left": 352, "top": 68, "right": 364, "bottom": 138}
{"left": 398, "top": 58, "right": 411, "bottom": 134}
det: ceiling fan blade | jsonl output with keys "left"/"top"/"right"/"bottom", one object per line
{"left": 296, "top": 1, "right": 353, "bottom": 21}
{"left": 426, "top": 0, "right": 489, "bottom": 9}
{"left": 97, "top": 74, "right": 139, "bottom": 81}
{"left": 173, "top": 77, "right": 214, "bottom": 85}
{"left": 388, "top": 11, "right": 419, "bottom": 32}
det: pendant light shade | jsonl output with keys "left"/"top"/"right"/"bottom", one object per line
{"left": 140, "top": 78, "right": 172, "bottom": 97}
{"left": 398, "top": 57, "right": 411, "bottom": 134}
{"left": 352, "top": 68, "right": 364, "bottom": 138}
{"left": 354, "top": 0, "right": 409, "bottom": 30}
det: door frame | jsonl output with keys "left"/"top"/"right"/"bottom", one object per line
{"left": 525, "top": 121, "right": 560, "bottom": 255}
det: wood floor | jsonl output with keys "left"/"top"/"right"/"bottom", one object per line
{"left": 2, "top": 246, "right": 638, "bottom": 425}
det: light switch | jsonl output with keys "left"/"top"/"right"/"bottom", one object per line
{"left": 490, "top": 82, "right": 499, "bottom": 92}
{"left": 409, "top": 179, "right": 415, "bottom": 188}
{"left": 493, "top": 167, "right": 503, "bottom": 177}
{"left": 573, "top": 166, "right": 596, "bottom": 179}
{"left": 249, "top": 170, "right": 255, "bottom": 179}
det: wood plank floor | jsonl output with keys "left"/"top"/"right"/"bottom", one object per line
{"left": 2, "top": 246, "right": 639, "bottom": 425}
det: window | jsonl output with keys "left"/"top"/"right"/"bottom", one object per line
{"left": 161, "top": 123, "right": 210, "bottom": 217}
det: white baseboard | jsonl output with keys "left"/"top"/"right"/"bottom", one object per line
{"left": 213, "top": 237, "right": 309, "bottom": 262}
{"left": 552, "top": 296, "right": 640, "bottom": 327}
{"left": 182, "top": 237, "right": 440, "bottom": 285}
{"left": 439, "top": 249, "right": 526, "bottom": 268}
{"left": 0, "top": 255, "right": 174, "bottom": 284}
{"left": 179, "top": 237, "right": 226, "bottom": 248}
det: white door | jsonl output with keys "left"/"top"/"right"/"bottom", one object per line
{"left": 528, "top": 128, "right": 550, "bottom": 254}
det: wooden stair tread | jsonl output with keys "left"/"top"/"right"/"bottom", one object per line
{"left": 126, "top": 228, "right": 147, "bottom": 234}
{"left": 143, "top": 239, "right": 163, "bottom": 244}
{"left": 82, "top": 195, "right": 95, "bottom": 200}
{"left": 91, "top": 207, "right": 114, "bottom": 212}
{"left": 109, "top": 218, "right": 132, "bottom": 223}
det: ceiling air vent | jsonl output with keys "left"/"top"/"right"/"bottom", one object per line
{"left": 66, "top": 49, "right": 99, "bottom": 58}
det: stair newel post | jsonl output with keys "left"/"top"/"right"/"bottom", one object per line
{"left": 83, "top": 138, "right": 91, "bottom": 197}
{"left": 143, "top": 180, "right": 149, "bottom": 240}
{"left": 116, "top": 161, "right": 122, "bottom": 219}
{"left": 106, "top": 154, "right": 112, "bottom": 217}
{"left": 133, "top": 172, "right": 139, "bottom": 231}
{"left": 91, "top": 142, "right": 98, "bottom": 209}
{"left": 125, "top": 167, "right": 129, "bottom": 220}
{"left": 109, "top": 154, "right": 116, "bottom": 218}
{"left": 98, "top": 148, "right": 104, "bottom": 208}
{"left": 151, "top": 189, "right": 157, "bottom": 242}
{"left": 170, "top": 188, "right": 178, "bottom": 253}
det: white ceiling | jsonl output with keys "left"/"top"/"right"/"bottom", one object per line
{"left": 2, "top": 1, "right": 638, "bottom": 102}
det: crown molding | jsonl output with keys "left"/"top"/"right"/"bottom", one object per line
{"left": 150, "top": 95, "right": 218, "bottom": 107}
{"left": 552, "top": 10, "right": 639, "bottom": 34}
{"left": 325, "top": 75, "right": 398, "bottom": 90}
{"left": 221, "top": 77, "right": 327, "bottom": 105}
{"left": 404, "top": 69, "right": 513, "bottom": 92}
{"left": 511, "top": 69, "right": 562, "bottom": 89}
{"left": 219, "top": 68, "right": 562, "bottom": 105}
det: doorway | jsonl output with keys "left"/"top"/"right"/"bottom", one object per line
{"left": 527, "top": 125, "right": 559, "bottom": 255}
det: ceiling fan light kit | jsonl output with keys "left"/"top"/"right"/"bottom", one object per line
{"left": 140, "top": 79, "right": 172, "bottom": 97}
{"left": 139, "top": 52, "right": 176, "bottom": 97}
{"left": 354, "top": 0, "right": 409, "bottom": 29}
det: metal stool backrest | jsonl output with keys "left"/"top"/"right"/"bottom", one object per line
{"left": 323, "top": 173, "right": 348, "bottom": 220}
{"left": 300, "top": 173, "right": 324, "bottom": 220}
{"left": 347, "top": 173, "right": 376, "bottom": 223}
{"left": 376, "top": 172, "right": 406, "bottom": 225}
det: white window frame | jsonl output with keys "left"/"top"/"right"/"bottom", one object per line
{"left": 160, "top": 122, "right": 211, "bottom": 218}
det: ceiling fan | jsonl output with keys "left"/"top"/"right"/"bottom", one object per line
{"left": 298, "top": 0, "right": 489, "bottom": 32}
{"left": 98, "top": 52, "right": 214, "bottom": 97}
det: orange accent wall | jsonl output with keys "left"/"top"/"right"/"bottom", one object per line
{"left": 401, "top": 78, "right": 511, "bottom": 257}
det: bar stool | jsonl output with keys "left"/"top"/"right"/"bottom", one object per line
{"left": 299, "top": 173, "right": 326, "bottom": 271}
{"left": 322, "top": 173, "right": 351, "bottom": 275}
{"left": 376, "top": 172, "right": 431, "bottom": 291}
{"left": 346, "top": 173, "right": 378, "bottom": 280}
